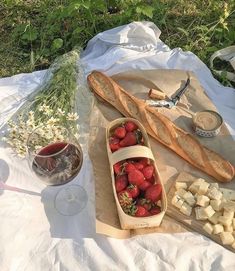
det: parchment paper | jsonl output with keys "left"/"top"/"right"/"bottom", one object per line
{"left": 88, "top": 69, "right": 235, "bottom": 238}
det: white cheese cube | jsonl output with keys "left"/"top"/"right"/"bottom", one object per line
{"left": 203, "top": 222, "right": 214, "bottom": 235}
{"left": 194, "top": 178, "right": 206, "bottom": 185}
{"left": 203, "top": 205, "right": 215, "bottom": 218}
{"left": 175, "top": 182, "right": 188, "bottom": 190}
{"left": 189, "top": 178, "right": 205, "bottom": 194}
{"left": 224, "top": 225, "right": 233, "bottom": 232}
{"left": 220, "top": 188, "right": 235, "bottom": 201}
{"left": 220, "top": 232, "right": 234, "bottom": 245}
{"left": 175, "top": 188, "right": 187, "bottom": 198}
{"left": 210, "top": 199, "right": 222, "bottom": 211}
{"left": 223, "top": 209, "right": 234, "bottom": 220}
{"left": 233, "top": 218, "right": 235, "bottom": 229}
{"left": 223, "top": 200, "right": 235, "bottom": 212}
{"left": 208, "top": 212, "right": 222, "bottom": 225}
{"left": 209, "top": 183, "right": 219, "bottom": 190}
{"left": 171, "top": 195, "right": 184, "bottom": 209}
{"left": 196, "top": 195, "right": 210, "bottom": 207}
{"left": 221, "top": 197, "right": 227, "bottom": 204}
{"left": 198, "top": 182, "right": 210, "bottom": 195}
{"left": 175, "top": 199, "right": 184, "bottom": 209}
{"left": 182, "top": 191, "right": 196, "bottom": 206}
{"left": 180, "top": 202, "right": 192, "bottom": 216}
{"left": 213, "top": 224, "right": 224, "bottom": 234}
{"left": 218, "top": 216, "right": 232, "bottom": 227}
{"left": 207, "top": 187, "right": 222, "bottom": 200}
{"left": 195, "top": 207, "right": 208, "bottom": 220}
{"left": 188, "top": 183, "right": 199, "bottom": 194}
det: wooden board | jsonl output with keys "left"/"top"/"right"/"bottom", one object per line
{"left": 166, "top": 172, "right": 235, "bottom": 253}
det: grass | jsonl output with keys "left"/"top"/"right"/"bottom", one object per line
{"left": 0, "top": 0, "right": 235, "bottom": 86}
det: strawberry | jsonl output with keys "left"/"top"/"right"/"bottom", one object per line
{"left": 150, "top": 206, "right": 161, "bottom": 215}
{"left": 134, "top": 206, "right": 150, "bottom": 217}
{"left": 114, "top": 126, "right": 126, "bottom": 139}
{"left": 138, "top": 180, "right": 152, "bottom": 191}
{"left": 118, "top": 190, "right": 133, "bottom": 213}
{"left": 145, "top": 184, "right": 162, "bottom": 203}
{"left": 125, "top": 162, "right": 136, "bottom": 173}
{"left": 142, "top": 165, "right": 154, "bottom": 179}
{"left": 109, "top": 137, "right": 120, "bottom": 152}
{"left": 134, "top": 162, "right": 144, "bottom": 171}
{"left": 115, "top": 175, "right": 128, "bottom": 193}
{"left": 128, "top": 169, "right": 145, "bottom": 186}
{"left": 137, "top": 198, "right": 152, "bottom": 211}
{"left": 124, "top": 121, "right": 138, "bottom": 132}
{"left": 119, "top": 132, "right": 137, "bottom": 147}
{"left": 126, "top": 184, "right": 140, "bottom": 198}
{"left": 139, "top": 158, "right": 149, "bottom": 167}
{"left": 113, "top": 161, "right": 125, "bottom": 175}
{"left": 146, "top": 176, "right": 155, "bottom": 184}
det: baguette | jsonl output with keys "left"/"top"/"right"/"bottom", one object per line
{"left": 87, "top": 71, "right": 234, "bottom": 182}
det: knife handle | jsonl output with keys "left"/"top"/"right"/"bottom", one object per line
{"left": 174, "top": 78, "right": 190, "bottom": 101}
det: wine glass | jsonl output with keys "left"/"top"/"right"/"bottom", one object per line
{"left": 26, "top": 124, "right": 87, "bottom": 216}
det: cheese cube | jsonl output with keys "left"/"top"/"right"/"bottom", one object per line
{"left": 207, "top": 187, "right": 222, "bottom": 200}
{"left": 218, "top": 216, "right": 232, "bottom": 227}
{"left": 220, "top": 188, "right": 235, "bottom": 201}
{"left": 224, "top": 225, "right": 233, "bottom": 232}
{"left": 208, "top": 212, "right": 222, "bottom": 225}
{"left": 175, "top": 188, "right": 187, "bottom": 198}
{"left": 223, "top": 209, "right": 234, "bottom": 220}
{"left": 196, "top": 195, "right": 210, "bottom": 207}
{"left": 233, "top": 218, "right": 235, "bottom": 229}
{"left": 188, "top": 183, "right": 199, "bottom": 194}
{"left": 180, "top": 202, "right": 192, "bottom": 216}
{"left": 210, "top": 199, "right": 222, "bottom": 211}
{"left": 223, "top": 200, "right": 235, "bottom": 212}
{"left": 175, "top": 182, "right": 188, "bottom": 190}
{"left": 213, "top": 224, "right": 224, "bottom": 234}
{"left": 188, "top": 178, "right": 205, "bottom": 194}
{"left": 221, "top": 197, "right": 227, "bottom": 204}
{"left": 195, "top": 207, "right": 208, "bottom": 220}
{"left": 203, "top": 222, "right": 214, "bottom": 235}
{"left": 220, "top": 232, "right": 234, "bottom": 245}
{"left": 194, "top": 178, "right": 206, "bottom": 185}
{"left": 171, "top": 195, "right": 184, "bottom": 209}
{"left": 198, "top": 182, "right": 210, "bottom": 195}
{"left": 203, "top": 205, "right": 215, "bottom": 218}
{"left": 182, "top": 191, "right": 196, "bottom": 206}
{"left": 209, "top": 183, "right": 219, "bottom": 190}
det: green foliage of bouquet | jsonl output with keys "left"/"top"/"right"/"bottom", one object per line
{"left": 2, "top": 49, "right": 82, "bottom": 157}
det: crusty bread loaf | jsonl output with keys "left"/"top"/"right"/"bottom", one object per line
{"left": 87, "top": 71, "right": 235, "bottom": 182}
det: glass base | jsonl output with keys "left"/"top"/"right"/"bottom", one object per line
{"left": 54, "top": 184, "right": 88, "bottom": 216}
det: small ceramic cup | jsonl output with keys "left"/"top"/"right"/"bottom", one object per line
{"left": 192, "top": 110, "right": 223, "bottom": 138}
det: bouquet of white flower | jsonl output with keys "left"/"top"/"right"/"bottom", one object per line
{"left": 2, "top": 49, "right": 85, "bottom": 157}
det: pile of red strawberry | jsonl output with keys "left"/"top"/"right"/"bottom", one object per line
{"left": 109, "top": 121, "right": 162, "bottom": 217}
{"left": 109, "top": 121, "right": 143, "bottom": 152}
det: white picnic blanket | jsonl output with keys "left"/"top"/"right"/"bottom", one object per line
{"left": 0, "top": 21, "right": 235, "bottom": 271}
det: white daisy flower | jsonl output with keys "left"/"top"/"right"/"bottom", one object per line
{"left": 66, "top": 112, "right": 79, "bottom": 121}
{"left": 47, "top": 117, "right": 59, "bottom": 126}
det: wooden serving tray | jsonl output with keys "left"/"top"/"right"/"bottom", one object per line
{"left": 106, "top": 117, "right": 167, "bottom": 230}
{"left": 166, "top": 172, "right": 235, "bottom": 253}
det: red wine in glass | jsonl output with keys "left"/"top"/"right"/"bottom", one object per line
{"left": 32, "top": 142, "right": 82, "bottom": 186}
{"left": 27, "top": 125, "right": 87, "bottom": 216}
